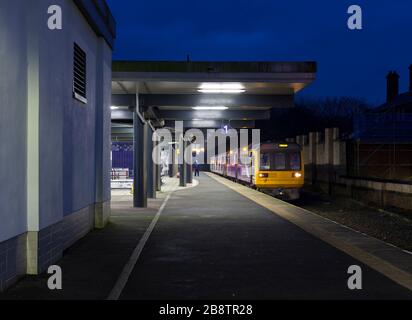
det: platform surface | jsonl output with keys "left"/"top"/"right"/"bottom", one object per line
{"left": 1, "top": 173, "right": 412, "bottom": 300}
{"left": 119, "top": 173, "right": 412, "bottom": 299}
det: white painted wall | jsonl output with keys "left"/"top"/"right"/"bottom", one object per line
{"left": 0, "top": 0, "right": 112, "bottom": 240}
{"left": 37, "top": 0, "right": 112, "bottom": 227}
{"left": 95, "top": 37, "right": 113, "bottom": 204}
{"left": 0, "top": 0, "right": 28, "bottom": 242}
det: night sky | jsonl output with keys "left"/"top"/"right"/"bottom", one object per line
{"left": 106, "top": 0, "right": 412, "bottom": 105}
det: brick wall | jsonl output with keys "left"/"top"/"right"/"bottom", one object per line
{"left": 62, "top": 205, "right": 94, "bottom": 250}
{"left": 0, "top": 234, "right": 26, "bottom": 292}
{"left": 1, "top": 204, "right": 95, "bottom": 291}
{"left": 37, "top": 204, "right": 95, "bottom": 274}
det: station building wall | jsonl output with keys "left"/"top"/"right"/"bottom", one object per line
{"left": 0, "top": 0, "right": 114, "bottom": 291}
{"left": 0, "top": 0, "right": 29, "bottom": 246}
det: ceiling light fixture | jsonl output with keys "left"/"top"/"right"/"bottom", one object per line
{"left": 110, "top": 106, "right": 119, "bottom": 110}
{"left": 192, "top": 106, "right": 228, "bottom": 110}
{"left": 198, "top": 89, "right": 246, "bottom": 93}
{"left": 197, "top": 83, "right": 246, "bottom": 94}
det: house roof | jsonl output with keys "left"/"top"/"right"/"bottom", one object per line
{"left": 374, "top": 91, "right": 412, "bottom": 113}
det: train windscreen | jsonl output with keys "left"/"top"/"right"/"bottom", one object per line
{"left": 260, "top": 151, "right": 301, "bottom": 171}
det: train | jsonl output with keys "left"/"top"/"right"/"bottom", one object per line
{"left": 210, "top": 142, "right": 304, "bottom": 200}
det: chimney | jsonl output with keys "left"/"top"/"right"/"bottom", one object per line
{"left": 409, "top": 65, "right": 412, "bottom": 91}
{"left": 386, "top": 71, "right": 399, "bottom": 102}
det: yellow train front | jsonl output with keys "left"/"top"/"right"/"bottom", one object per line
{"left": 252, "top": 143, "right": 304, "bottom": 200}
{"left": 210, "top": 142, "right": 304, "bottom": 200}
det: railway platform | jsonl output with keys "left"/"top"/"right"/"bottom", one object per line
{"left": 1, "top": 173, "right": 412, "bottom": 299}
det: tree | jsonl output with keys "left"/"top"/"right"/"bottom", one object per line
{"left": 256, "top": 97, "right": 371, "bottom": 141}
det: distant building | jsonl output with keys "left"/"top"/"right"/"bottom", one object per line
{"left": 0, "top": 0, "right": 115, "bottom": 291}
{"left": 375, "top": 65, "right": 412, "bottom": 113}
{"left": 350, "top": 66, "right": 412, "bottom": 180}
{"left": 353, "top": 66, "right": 412, "bottom": 143}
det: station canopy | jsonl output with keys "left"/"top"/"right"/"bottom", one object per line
{"left": 111, "top": 61, "right": 316, "bottom": 140}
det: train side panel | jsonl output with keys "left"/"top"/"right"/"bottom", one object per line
{"left": 226, "top": 150, "right": 238, "bottom": 179}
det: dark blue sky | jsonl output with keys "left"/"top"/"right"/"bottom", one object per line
{"left": 107, "top": 0, "right": 412, "bottom": 105}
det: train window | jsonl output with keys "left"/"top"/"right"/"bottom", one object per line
{"left": 288, "top": 152, "right": 301, "bottom": 170}
{"left": 273, "top": 153, "right": 286, "bottom": 170}
{"left": 260, "top": 153, "right": 270, "bottom": 170}
{"left": 257, "top": 150, "right": 302, "bottom": 171}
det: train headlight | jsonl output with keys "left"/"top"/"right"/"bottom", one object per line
{"left": 293, "top": 172, "right": 302, "bottom": 178}
{"left": 258, "top": 173, "right": 269, "bottom": 178}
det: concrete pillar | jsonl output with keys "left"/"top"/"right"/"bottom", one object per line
{"left": 154, "top": 140, "right": 162, "bottom": 192}
{"left": 26, "top": 3, "right": 40, "bottom": 274}
{"left": 179, "top": 139, "right": 187, "bottom": 187}
{"left": 296, "top": 135, "right": 306, "bottom": 147}
{"left": 168, "top": 144, "right": 179, "bottom": 178}
{"left": 324, "top": 128, "right": 334, "bottom": 166}
{"left": 303, "top": 135, "right": 308, "bottom": 146}
{"left": 94, "top": 38, "right": 111, "bottom": 229}
{"left": 156, "top": 163, "right": 162, "bottom": 191}
{"left": 147, "top": 126, "right": 155, "bottom": 198}
{"left": 186, "top": 161, "right": 193, "bottom": 184}
{"left": 308, "top": 132, "right": 318, "bottom": 185}
{"left": 315, "top": 132, "right": 322, "bottom": 164}
{"left": 324, "top": 128, "right": 334, "bottom": 195}
{"left": 186, "top": 140, "right": 193, "bottom": 184}
{"left": 169, "top": 146, "right": 175, "bottom": 178}
{"left": 332, "top": 128, "right": 340, "bottom": 166}
{"left": 153, "top": 143, "right": 158, "bottom": 195}
{"left": 308, "top": 132, "right": 318, "bottom": 165}
{"left": 133, "top": 113, "right": 147, "bottom": 208}
{"left": 331, "top": 127, "right": 346, "bottom": 177}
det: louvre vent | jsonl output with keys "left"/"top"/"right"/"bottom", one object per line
{"left": 73, "top": 43, "right": 87, "bottom": 103}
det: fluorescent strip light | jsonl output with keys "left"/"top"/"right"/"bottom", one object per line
{"left": 111, "top": 106, "right": 119, "bottom": 110}
{"left": 198, "top": 83, "right": 246, "bottom": 94}
{"left": 198, "top": 89, "right": 246, "bottom": 93}
{"left": 199, "top": 83, "right": 244, "bottom": 90}
{"left": 192, "top": 106, "right": 228, "bottom": 110}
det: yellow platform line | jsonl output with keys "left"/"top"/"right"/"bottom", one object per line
{"left": 206, "top": 172, "right": 412, "bottom": 292}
